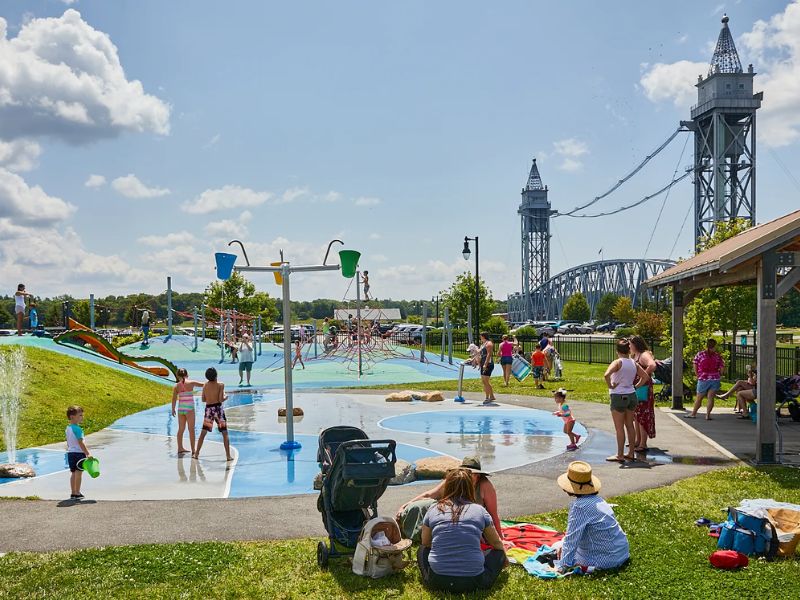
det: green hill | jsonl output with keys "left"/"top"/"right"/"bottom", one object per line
{"left": 0, "top": 346, "right": 171, "bottom": 452}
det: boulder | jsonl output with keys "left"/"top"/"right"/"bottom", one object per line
{"left": 389, "top": 459, "right": 415, "bottom": 485}
{"left": 422, "top": 391, "right": 445, "bottom": 402}
{"left": 385, "top": 391, "right": 414, "bottom": 402}
{"left": 278, "top": 407, "right": 304, "bottom": 417}
{"left": 414, "top": 456, "right": 460, "bottom": 479}
{"left": 0, "top": 463, "right": 35, "bottom": 478}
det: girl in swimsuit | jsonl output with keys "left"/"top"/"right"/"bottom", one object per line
{"left": 479, "top": 332, "right": 496, "bottom": 405}
{"left": 171, "top": 368, "right": 204, "bottom": 455}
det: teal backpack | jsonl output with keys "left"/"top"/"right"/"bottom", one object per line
{"left": 717, "top": 507, "right": 779, "bottom": 558}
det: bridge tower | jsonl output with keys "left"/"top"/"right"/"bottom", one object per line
{"left": 684, "top": 14, "right": 762, "bottom": 249}
{"left": 519, "top": 159, "right": 553, "bottom": 320}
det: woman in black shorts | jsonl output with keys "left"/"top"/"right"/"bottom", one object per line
{"left": 479, "top": 332, "right": 496, "bottom": 405}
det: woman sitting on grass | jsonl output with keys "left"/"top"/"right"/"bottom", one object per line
{"left": 418, "top": 468, "right": 507, "bottom": 593}
{"left": 553, "top": 461, "right": 629, "bottom": 573}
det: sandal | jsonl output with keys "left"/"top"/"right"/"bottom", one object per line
{"left": 683, "top": 414, "right": 696, "bottom": 419}
{"left": 606, "top": 455, "right": 625, "bottom": 462}
{"left": 634, "top": 447, "right": 648, "bottom": 452}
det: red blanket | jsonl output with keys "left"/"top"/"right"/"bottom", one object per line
{"left": 481, "top": 522, "right": 564, "bottom": 554}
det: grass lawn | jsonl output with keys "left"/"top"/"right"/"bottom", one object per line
{"left": 0, "top": 466, "right": 797, "bottom": 599}
{"left": 371, "top": 361, "right": 739, "bottom": 408}
{"left": 0, "top": 345, "right": 171, "bottom": 452}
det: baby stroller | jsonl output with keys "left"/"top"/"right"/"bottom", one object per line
{"left": 653, "top": 357, "right": 693, "bottom": 402}
{"left": 316, "top": 426, "right": 397, "bottom": 568}
{"left": 776, "top": 375, "right": 800, "bottom": 421}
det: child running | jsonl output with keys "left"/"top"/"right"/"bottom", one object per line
{"left": 66, "top": 405, "right": 91, "bottom": 500}
{"left": 531, "top": 345, "right": 546, "bottom": 389}
{"left": 292, "top": 339, "right": 305, "bottom": 369}
{"left": 171, "top": 368, "right": 204, "bottom": 456}
{"left": 194, "top": 367, "right": 233, "bottom": 461}
{"left": 553, "top": 389, "right": 581, "bottom": 451}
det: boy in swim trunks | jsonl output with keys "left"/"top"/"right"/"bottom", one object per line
{"left": 531, "top": 347, "right": 546, "bottom": 389}
{"left": 553, "top": 389, "right": 581, "bottom": 451}
{"left": 66, "top": 405, "right": 92, "bottom": 500}
{"left": 194, "top": 367, "right": 233, "bottom": 461}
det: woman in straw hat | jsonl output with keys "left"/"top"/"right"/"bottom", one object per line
{"left": 552, "top": 461, "right": 629, "bottom": 572}
{"left": 417, "top": 468, "right": 507, "bottom": 593}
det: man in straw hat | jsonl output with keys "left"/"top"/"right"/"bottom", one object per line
{"left": 552, "top": 461, "right": 629, "bottom": 572}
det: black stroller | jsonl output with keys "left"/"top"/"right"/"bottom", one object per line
{"left": 653, "top": 357, "right": 694, "bottom": 403}
{"left": 776, "top": 375, "right": 800, "bottom": 421}
{"left": 316, "top": 426, "right": 397, "bottom": 568}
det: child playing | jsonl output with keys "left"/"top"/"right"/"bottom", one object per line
{"left": 171, "top": 368, "right": 204, "bottom": 455}
{"left": 531, "top": 346, "right": 546, "bottom": 389}
{"left": 66, "top": 405, "right": 91, "bottom": 500}
{"left": 14, "top": 283, "right": 31, "bottom": 336}
{"left": 194, "top": 367, "right": 233, "bottom": 461}
{"left": 553, "top": 389, "right": 581, "bottom": 451}
{"left": 292, "top": 339, "right": 305, "bottom": 369}
{"left": 361, "top": 271, "right": 371, "bottom": 300}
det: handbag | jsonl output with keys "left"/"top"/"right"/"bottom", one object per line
{"left": 635, "top": 385, "right": 649, "bottom": 402}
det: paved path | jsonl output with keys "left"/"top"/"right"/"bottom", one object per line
{"left": 0, "top": 390, "right": 735, "bottom": 553}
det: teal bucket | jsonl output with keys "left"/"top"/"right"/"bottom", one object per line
{"left": 215, "top": 252, "right": 237, "bottom": 280}
{"left": 338, "top": 250, "right": 361, "bottom": 279}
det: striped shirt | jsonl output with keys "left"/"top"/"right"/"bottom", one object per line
{"left": 556, "top": 495, "right": 629, "bottom": 570}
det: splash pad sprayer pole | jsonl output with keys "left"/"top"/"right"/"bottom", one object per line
{"left": 420, "top": 303, "right": 428, "bottom": 363}
{"left": 166, "top": 276, "right": 173, "bottom": 341}
{"left": 356, "top": 269, "right": 362, "bottom": 379}
{"left": 192, "top": 306, "right": 198, "bottom": 352}
{"left": 229, "top": 239, "right": 348, "bottom": 451}
{"left": 454, "top": 361, "right": 466, "bottom": 403}
{"left": 257, "top": 315, "right": 262, "bottom": 356}
{"left": 201, "top": 302, "right": 206, "bottom": 340}
{"left": 89, "top": 294, "right": 95, "bottom": 331}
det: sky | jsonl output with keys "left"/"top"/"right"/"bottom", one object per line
{"left": 1, "top": 0, "right": 799, "bottom": 302}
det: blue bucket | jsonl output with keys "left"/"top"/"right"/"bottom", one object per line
{"left": 215, "top": 252, "right": 237, "bottom": 280}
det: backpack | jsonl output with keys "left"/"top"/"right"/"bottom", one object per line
{"left": 352, "top": 517, "right": 412, "bottom": 579}
{"left": 717, "top": 507, "right": 779, "bottom": 558}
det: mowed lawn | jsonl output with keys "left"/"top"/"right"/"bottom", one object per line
{"left": 0, "top": 346, "right": 172, "bottom": 452}
{"left": 1, "top": 467, "right": 798, "bottom": 599}
{"left": 372, "top": 361, "right": 738, "bottom": 408}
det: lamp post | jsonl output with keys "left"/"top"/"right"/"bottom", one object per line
{"left": 462, "top": 236, "right": 479, "bottom": 342}
{"left": 432, "top": 295, "right": 439, "bottom": 327}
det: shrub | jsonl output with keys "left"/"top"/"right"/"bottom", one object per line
{"left": 484, "top": 316, "right": 509, "bottom": 336}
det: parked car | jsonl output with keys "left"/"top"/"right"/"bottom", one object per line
{"left": 575, "top": 322, "right": 595, "bottom": 334}
{"left": 595, "top": 321, "right": 620, "bottom": 333}
{"left": 555, "top": 320, "right": 582, "bottom": 334}
{"left": 408, "top": 326, "right": 435, "bottom": 343}
{"left": 532, "top": 321, "right": 557, "bottom": 336}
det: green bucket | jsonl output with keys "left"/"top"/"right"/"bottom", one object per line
{"left": 338, "top": 250, "right": 361, "bottom": 279}
{"left": 80, "top": 456, "right": 100, "bottom": 479}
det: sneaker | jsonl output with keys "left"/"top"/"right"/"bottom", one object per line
{"left": 574, "top": 434, "right": 582, "bottom": 445}
{"left": 566, "top": 444, "right": 578, "bottom": 451}
{"left": 71, "top": 493, "right": 85, "bottom": 500}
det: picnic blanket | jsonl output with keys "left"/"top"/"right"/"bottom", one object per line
{"left": 481, "top": 521, "right": 564, "bottom": 564}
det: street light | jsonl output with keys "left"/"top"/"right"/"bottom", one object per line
{"left": 432, "top": 295, "right": 440, "bottom": 327}
{"left": 462, "top": 235, "right": 479, "bottom": 342}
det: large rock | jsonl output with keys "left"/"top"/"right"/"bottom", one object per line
{"left": 386, "top": 391, "right": 414, "bottom": 402}
{"left": 414, "top": 456, "right": 460, "bottom": 479}
{"left": 0, "top": 463, "right": 35, "bottom": 478}
{"left": 278, "top": 407, "right": 304, "bottom": 417}
{"left": 422, "top": 391, "right": 445, "bottom": 402}
{"left": 389, "top": 459, "right": 415, "bottom": 485}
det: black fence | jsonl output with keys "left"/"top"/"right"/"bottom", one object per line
{"left": 727, "top": 343, "right": 800, "bottom": 380}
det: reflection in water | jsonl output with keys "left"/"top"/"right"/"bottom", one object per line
{"left": 177, "top": 457, "right": 206, "bottom": 482}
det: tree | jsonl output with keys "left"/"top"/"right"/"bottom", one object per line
{"left": 205, "top": 271, "right": 278, "bottom": 326}
{"left": 0, "top": 305, "right": 12, "bottom": 327}
{"left": 634, "top": 310, "right": 666, "bottom": 341}
{"left": 612, "top": 296, "right": 636, "bottom": 325}
{"left": 596, "top": 293, "right": 621, "bottom": 322}
{"left": 484, "top": 315, "right": 509, "bottom": 336}
{"left": 778, "top": 288, "right": 800, "bottom": 327}
{"left": 562, "top": 293, "right": 590, "bottom": 322}
{"left": 440, "top": 272, "right": 495, "bottom": 327}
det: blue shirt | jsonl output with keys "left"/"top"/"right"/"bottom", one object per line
{"left": 424, "top": 501, "right": 492, "bottom": 577}
{"left": 556, "top": 495, "right": 629, "bottom": 570}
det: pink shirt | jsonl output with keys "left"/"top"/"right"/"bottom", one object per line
{"left": 499, "top": 341, "right": 514, "bottom": 358}
{"left": 694, "top": 350, "right": 724, "bottom": 381}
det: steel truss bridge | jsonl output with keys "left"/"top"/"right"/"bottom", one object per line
{"left": 507, "top": 258, "right": 676, "bottom": 323}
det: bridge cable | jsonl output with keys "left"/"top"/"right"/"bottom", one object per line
{"left": 644, "top": 133, "right": 690, "bottom": 257}
{"left": 669, "top": 196, "right": 695, "bottom": 259}
{"left": 558, "top": 170, "right": 691, "bottom": 219}
{"left": 558, "top": 127, "right": 686, "bottom": 217}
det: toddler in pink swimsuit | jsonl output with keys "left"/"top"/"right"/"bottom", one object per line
{"left": 553, "top": 388, "right": 581, "bottom": 451}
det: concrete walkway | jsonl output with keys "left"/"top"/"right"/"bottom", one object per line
{"left": 0, "top": 390, "right": 735, "bottom": 553}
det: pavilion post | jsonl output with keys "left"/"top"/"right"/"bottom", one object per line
{"left": 756, "top": 254, "right": 778, "bottom": 464}
{"left": 671, "top": 287, "right": 686, "bottom": 411}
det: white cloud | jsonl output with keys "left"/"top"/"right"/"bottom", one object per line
{"left": 552, "top": 137, "right": 589, "bottom": 171}
{"left": 84, "top": 174, "right": 106, "bottom": 188}
{"left": 111, "top": 174, "right": 170, "bottom": 198}
{"left": 137, "top": 230, "right": 196, "bottom": 247}
{"left": 276, "top": 186, "right": 310, "bottom": 205}
{"left": 641, "top": 1, "right": 800, "bottom": 147}
{"left": 0, "top": 138, "right": 40, "bottom": 172}
{"left": 61, "top": 1, "right": 79, "bottom": 4}
{"left": 354, "top": 196, "right": 382, "bottom": 207}
{"left": 0, "top": 167, "right": 75, "bottom": 226}
{"left": 0, "top": 10, "right": 170, "bottom": 143}
{"left": 182, "top": 185, "right": 271, "bottom": 214}
{"left": 639, "top": 60, "right": 707, "bottom": 108}
{"left": 204, "top": 210, "right": 254, "bottom": 238}
{"left": 676, "top": 33, "right": 689, "bottom": 44}
{"left": 369, "top": 233, "right": 381, "bottom": 240}
{"left": 319, "top": 191, "right": 341, "bottom": 203}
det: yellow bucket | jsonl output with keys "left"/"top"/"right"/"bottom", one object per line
{"left": 271, "top": 262, "right": 283, "bottom": 285}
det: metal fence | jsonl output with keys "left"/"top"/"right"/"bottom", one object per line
{"left": 727, "top": 343, "right": 800, "bottom": 380}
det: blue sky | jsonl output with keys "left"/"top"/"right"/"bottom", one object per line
{"left": 1, "top": 0, "right": 799, "bottom": 301}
